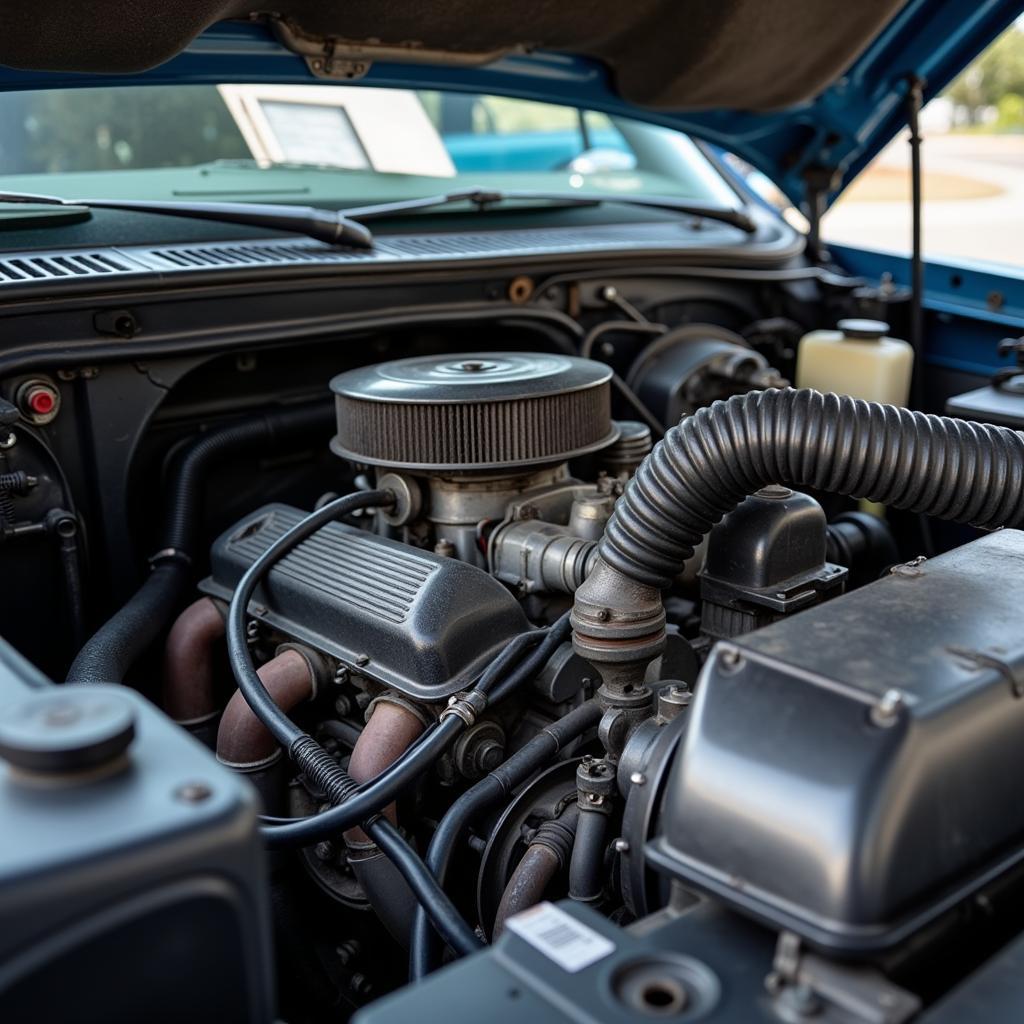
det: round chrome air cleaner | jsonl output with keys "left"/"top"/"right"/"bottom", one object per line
{"left": 330, "top": 352, "right": 619, "bottom": 471}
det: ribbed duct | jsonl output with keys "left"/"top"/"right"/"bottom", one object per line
{"left": 330, "top": 353, "right": 618, "bottom": 471}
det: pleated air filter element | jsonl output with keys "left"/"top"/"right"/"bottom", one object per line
{"left": 330, "top": 353, "right": 619, "bottom": 471}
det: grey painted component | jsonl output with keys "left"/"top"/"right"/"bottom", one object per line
{"left": 0, "top": 639, "right": 272, "bottom": 1022}
{"left": 489, "top": 518, "right": 599, "bottom": 595}
{"left": 202, "top": 502, "right": 530, "bottom": 702}
{"left": 946, "top": 383, "right": 1024, "bottom": 430}
{"left": 330, "top": 352, "right": 618, "bottom": 471}
{"left": 533, "top": 642, "right": 594, "bottom": 704}
{"left": 357, "top": 900, "right": 781, "bottom": 1024}
{"left": 647, "top": 529, "right": 1024, "bottom": 954}
{"left": 601, "top": 419, "right": 652, "bottom": 478}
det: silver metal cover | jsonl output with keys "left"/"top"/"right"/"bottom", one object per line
{"left": 330, "top": 352, "right": 618, "bottom": 471}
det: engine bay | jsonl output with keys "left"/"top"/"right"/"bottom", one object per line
{"left": 2, "top": 248, "right": 1024, "bottom": 1024}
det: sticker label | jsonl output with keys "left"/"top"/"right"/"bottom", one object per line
{"left": 505, "top": 901, "right": 616, "bottom": 973}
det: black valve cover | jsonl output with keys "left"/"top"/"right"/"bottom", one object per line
{"left": 202, "top": 503, "right": 531, "bottom": 702}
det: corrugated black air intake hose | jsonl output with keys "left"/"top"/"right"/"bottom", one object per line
{"left": 573, "top": 388, "right": 1024, "bottom": 657}
{"left": 67, "top": 403, "right": 332, "bottom": 683}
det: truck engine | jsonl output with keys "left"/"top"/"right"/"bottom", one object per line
{"left": 4, "top": 312, "right": 1024, "bottom": 1024}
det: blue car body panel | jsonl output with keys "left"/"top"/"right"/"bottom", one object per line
{"left": 0, "top": 1, "right": 1020, "bottom": 212}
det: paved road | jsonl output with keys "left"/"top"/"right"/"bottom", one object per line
{"left": 823, "top": 134, "right": 1024, "bottom": 268}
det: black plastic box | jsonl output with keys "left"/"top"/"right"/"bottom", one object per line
{"left": 647, "top": 529, "right": 1024, "bottom": 954}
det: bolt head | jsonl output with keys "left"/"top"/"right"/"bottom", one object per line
{"left": 613, "top": 838, "right": 630, "bottom": 854}
{"left": 629, "top": 771, "right": 646, "bottom": 786}
{"left": 870, "top": 688, "right": 905, "bottom": 728}
{"left": 175, "top": 781, "right": 213, "bottom": 804}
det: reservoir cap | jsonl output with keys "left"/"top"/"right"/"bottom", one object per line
{"left": 838, "top": 318, "right": 889, "bottom": 341}
{"left": 0, "top": 690, "right": 135, "bottom": 774}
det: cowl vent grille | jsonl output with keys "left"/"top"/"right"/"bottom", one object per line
{"left": 0, "top": 219, "right": 760, "bottom": 291}
{"left": 146, "top": 241, "right": 377, "bottom": 269}
{"left": 0, "top": 251, "right": 130, "bottom": 282}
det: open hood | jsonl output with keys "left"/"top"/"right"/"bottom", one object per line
{"left": 0, "top": 0, "right": 1020, "bottom": 211}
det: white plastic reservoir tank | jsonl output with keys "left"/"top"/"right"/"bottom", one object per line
{"left": 795, "top": 319, "right": 914, "bottom": 406}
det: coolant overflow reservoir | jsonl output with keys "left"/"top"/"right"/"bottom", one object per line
{"left": 796, "top": 319, "right": 913, "bottom": 405}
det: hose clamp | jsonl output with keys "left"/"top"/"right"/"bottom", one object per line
{"left": 148, "top": 547, "right": 192, "bottom": 568}
{"left": 439, "top": 689, "right": 488, "bottom": 728}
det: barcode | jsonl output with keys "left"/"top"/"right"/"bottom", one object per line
{"left": 534, "top": 921, "right": 580, "bottom": 948}
{"left": 505, "top": 902, "right": 615, "bottom": 973}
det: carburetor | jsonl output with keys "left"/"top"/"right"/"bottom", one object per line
{"left": 328, "top": 352, "right": 651, "bottom": 594}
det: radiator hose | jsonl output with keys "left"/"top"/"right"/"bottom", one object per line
{"left": 67, "top": 403, "right": 332, "bottom": 683}
{"left": 572, "top": 388, "right": 1024, "bottom": 662}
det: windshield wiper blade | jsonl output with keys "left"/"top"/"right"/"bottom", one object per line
{"left": 342, "top": 188, "right": 758, "bottom": 234}
{"left": 0, "top": 191, "right": 373, "bottom": 249}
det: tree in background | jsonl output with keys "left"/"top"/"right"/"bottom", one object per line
{"left": 0, "top": 85, "right": 248, "bottom": 174}
{"left": 946, "top": 25, "right": 1024, "bottom": 128}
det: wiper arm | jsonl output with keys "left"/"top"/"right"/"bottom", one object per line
{"left": 342, "top": 188, "right": 758, "bottom": 234}
{"left": 0, "top": 191, "right": 373, "bottom": 249}
{"left": 0, "top": 186, "right": 754, "bottom": 247}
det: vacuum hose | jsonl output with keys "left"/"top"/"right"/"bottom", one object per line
{"left": 573, "top": 388, "right": 1024, "bottom": 659}
{"left": 68, "top": 404, "right": 331, "bottom": 683}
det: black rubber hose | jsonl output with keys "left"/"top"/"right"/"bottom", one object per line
{"left": 162, "top": 403, "right": 331, "bottom": 556}
{"left": 568, "top": 808, "right": 610, "bottom": 904}
{"left": 221, "top": 488, "right": 480, "bottom": 955}
{"left": 262, "top": 624, "right": 572, "bottom": 850}
{"left": 475, "top": 628, "right": 547, "bottom": 696}
{"left": 485, "top": 612, "right": 571, "bottom": 705}
{"left": 67, "top": 402, "right": 332, "bottom": 683}
{"left": 410, "top": 699, "right": 602, "bottom": 980}
{"left": 227, "top": 490, "right": 393, "bottom": 751}
{"left": 599, "top": 388, "right": 1024, "bottom": 589}
{"left": 260, "top": 718, "right": 462, "bottom": 849}
{"left": 367, "top": 819, "right": 481, "bottom": 957}
{"left": 67, "top": 562, "right": 191, "bottom": 683}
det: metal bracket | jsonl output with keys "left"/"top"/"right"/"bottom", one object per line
{"left": 440, "top": 689, "right": 488, "bottom": 728}
{"left": 802, "top": 164, "right": 842, "bottom": 263}
{"left": 947, "top": 645, "right": 1024, "bottom": 699}
{"left": 271, "top": 17, "right": 518, "bottom": 81}
{"left": 766, "top": 931, "right": 921, "bottom": 1024}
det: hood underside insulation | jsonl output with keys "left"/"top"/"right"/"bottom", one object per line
{"left": 0, "top": 0, "right": 902, "bottom": 111}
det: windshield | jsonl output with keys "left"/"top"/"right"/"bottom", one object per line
{"left": 0, "top": 84, "right": 737, "bottom": 208}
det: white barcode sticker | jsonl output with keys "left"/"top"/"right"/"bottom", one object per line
{"left": 505, "top": 901, "right": 615, "bottom": 973}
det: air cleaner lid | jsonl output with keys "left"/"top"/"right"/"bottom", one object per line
{"left": 330, "top": 352, "right": 618, "bottom": 471}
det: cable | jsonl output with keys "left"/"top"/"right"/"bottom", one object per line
{"left": 610, "top": 373, "right": 665, "bottom": 440}
{"left": 580, "top": 319, "right": 665, "bottom": 360}
{"left": 367, "top": 818, "right": 481, "bottom": 957}
{"left": 68, "top": 402, "right": 332, "bottom": 683}
{"left": 260, "top": 718, "right": 462, "bottom": 849}
{"left": 410, "top": 699, "right": 603, "bottom": 979}
{"left": 485, "top": 612, "right": 571, "bottom": 705}
{"left": 226, "top": 489, "right": 393, "bottom": 750}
